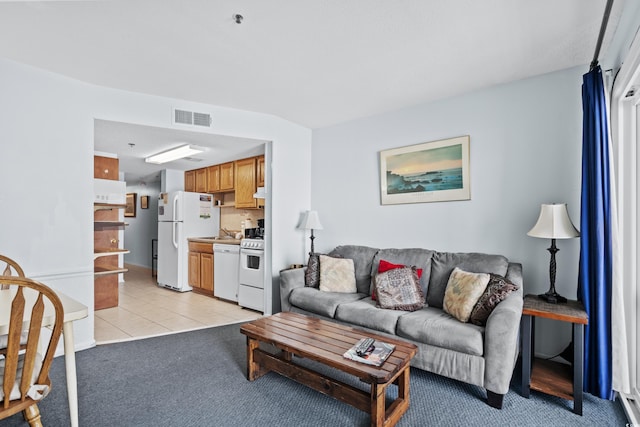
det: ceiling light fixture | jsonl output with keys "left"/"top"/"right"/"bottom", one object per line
{"left": 234, "top": 14, "right": 243, "bottom": 24}
{"left": 144, "top": 144, "right": 204, "bottom": 164}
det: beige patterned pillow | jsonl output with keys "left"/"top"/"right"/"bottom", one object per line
{"left": 443, "top": 267, "right": 490, "bottom": 322}
{"left": 319, "top": 255, "right": 357, "bottom": 293}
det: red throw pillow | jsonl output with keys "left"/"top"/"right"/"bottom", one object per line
{"left": 372, "top": 259, "right": 423, "bottom": 300}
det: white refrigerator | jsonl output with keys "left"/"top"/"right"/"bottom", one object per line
{"left": 157, "top": 191, "right": 219, "bottom": 292}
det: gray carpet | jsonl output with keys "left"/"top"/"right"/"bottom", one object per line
{"left": 2, "top": 322, "right": 628, "bottom": 426}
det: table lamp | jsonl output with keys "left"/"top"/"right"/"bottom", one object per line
{"left": 527, "top": 203, "right": 580, "bottom": 303}
{"left": 298, "top": 210, "right": 323, "bottom": 254}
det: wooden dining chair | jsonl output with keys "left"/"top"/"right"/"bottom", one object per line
{"left": 0, "top": 255, "right": 28, "bottom": 350}
{"left": 0, "top": 255, "right": 25, "bottom": 290}
{"left": 0, "top": 276, "right": 64, "bottom": 427}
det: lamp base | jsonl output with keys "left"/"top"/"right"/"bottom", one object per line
{"left": 538, "top": 291, "right": 567, "bottom": 304}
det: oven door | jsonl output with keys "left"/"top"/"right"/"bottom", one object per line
{"left": 239, "top": 248, "right": 264, "bottom": 288}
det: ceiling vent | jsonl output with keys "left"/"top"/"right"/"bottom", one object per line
{"left": 172, "top": 108, "right": 212, "bottom": 127}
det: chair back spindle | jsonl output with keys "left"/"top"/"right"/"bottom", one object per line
{"left": 0, "top": 276, "right": 64, "bottom": 425}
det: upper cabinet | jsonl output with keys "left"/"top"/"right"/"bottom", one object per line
{"left": 257, "top": 155, "right": 265, "bottom": 187}
{"left": 219, "top": 162, "right": 234, "bottom": 191}
{"left": 185, "top": 170, "right": 195, "bottom": 192}
{"left": 207, "top": 165, "right": 220, "bottom": 193}
{"left": 195, "top": 168, "right": 207, "bottom": 193}
{"left": 94, "top": 156, "right": 119, "bottom": 180}
{"left": 184, "top": 155, "right": 264, "bottom": 209}
{"left": 235, "top": 157, "right": 257, "bottom": 209}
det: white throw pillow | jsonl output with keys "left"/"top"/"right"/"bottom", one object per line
{"left": 443, "top": 267, "right": 490, "bottom": 322}
{"left": 319, "top": 255, "right": 357, "bottom": 293}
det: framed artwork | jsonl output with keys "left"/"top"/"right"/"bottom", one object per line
{"left": 380, "top": 135, "right": 470, "bottom": 205}
{"left": 140, "top": 195, "right": 149, "bottom": 209}
{"left": 125, "top": 193, "right": 137, "bottom": 217}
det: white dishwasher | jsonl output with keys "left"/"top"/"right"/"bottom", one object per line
{"left": 213, "top": 243, "right": 240, "bottom": 302}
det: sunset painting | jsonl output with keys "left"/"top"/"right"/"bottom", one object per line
{"left": 380, "top": 136, "right": 470, "bottom": 205}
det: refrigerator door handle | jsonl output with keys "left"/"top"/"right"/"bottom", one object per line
{"left": 172, "top": 194, "right": 180, "bottom": 222}
{"left": 172, "top": 222, "right": 179, "bottom": 249}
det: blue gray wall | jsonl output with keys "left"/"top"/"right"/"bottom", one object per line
{"left": 124, "top": 181, "right": 161, "bottom": 269}
{"left": 312, "top": 66, "right": 584, "bottom": 357}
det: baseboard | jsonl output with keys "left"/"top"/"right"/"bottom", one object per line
{"left": 618, "top": 391, "right": 640, "bottom": 425}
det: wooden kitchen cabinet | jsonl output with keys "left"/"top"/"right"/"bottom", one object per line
{"left": 207, "top": 165, "right": 220, "bottom": 192}
{"left": 195, "top": 168, "right": 207, "bottom": 193}
{"left": 235, "top": 157, "right": 258, "bottom": 209}
{"left": 188, "top": 242, "right": 214, "bottom": 296}
{"left": 94, "top": 156, "right": 119, "bottom": 180}
{"left": 185, "top": 170, "right": 196, "bottom": 192}
{"left": 257, "top": 155, "right": 265, "bottom": 187}
{"left": 219, "top": 162, "right": 235, "bottom": 191}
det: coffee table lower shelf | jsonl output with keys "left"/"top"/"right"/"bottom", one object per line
{"left": 240, "top": 312, "right": 417, "bottom": 427}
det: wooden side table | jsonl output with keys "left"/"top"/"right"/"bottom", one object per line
{"left": 520, "top": 294, "right": 588, "bottom": 415}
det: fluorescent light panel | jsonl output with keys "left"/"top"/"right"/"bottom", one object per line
{"left": 145, "top": 144, "right": 204, "bottom": 164}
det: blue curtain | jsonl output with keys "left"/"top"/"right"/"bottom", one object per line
{"left": 578, "top": 65, "right": 613, "bottom": 400}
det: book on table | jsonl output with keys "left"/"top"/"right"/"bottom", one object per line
{"left": 343, "top": 338, "right": 395, "bottom": 367}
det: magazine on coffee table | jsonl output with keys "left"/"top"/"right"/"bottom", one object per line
{"left": 343, "top": 338, "right": 395, "bottom": 367}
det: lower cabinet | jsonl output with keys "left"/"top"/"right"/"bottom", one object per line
{"left": 188, "top": 242, "right": 214, "bottom": 296}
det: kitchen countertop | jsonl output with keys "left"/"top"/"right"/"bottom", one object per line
{"left": 188, "top": 237, "right": 242, "bottom": 245}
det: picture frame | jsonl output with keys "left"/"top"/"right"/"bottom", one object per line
{"left": 380, "top": 135, "right": 470, "bottom": 205}
{"left": 125, "top": 193, "right": 137, "bottom": 217}
{"left": 140, "top": 195, "right": 149, "bottom": 209}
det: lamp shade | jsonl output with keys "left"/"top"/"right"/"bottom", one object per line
{"left": 299, "top": 210, "right": 323, "bottom": 230}
{"left": 527, "top": 203, "right": 579, "bottom": 239}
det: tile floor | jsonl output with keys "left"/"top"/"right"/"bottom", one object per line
{"left": 94, "top": 264, "right": 262, "bottom": 344}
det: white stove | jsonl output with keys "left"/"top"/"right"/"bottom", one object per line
{"left": 238, "top": 238, "right": 265, "bottom": 312}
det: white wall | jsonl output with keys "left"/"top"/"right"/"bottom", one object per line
{"left": 0, "top": 57, "right": 312, "bottom": 349}
{"left": 312, "top": 66, "right": 585, "bottom": 357}
{"left": 124, "top": 181, "right": 161, "bottom": 269}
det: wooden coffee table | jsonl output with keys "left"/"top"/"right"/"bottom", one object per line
{"left": 240, "top": 312, "right": 417, "bottom": 427}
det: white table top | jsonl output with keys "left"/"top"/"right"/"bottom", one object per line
{"left": 0, "top": 287, "right": 88, "bottom": 335}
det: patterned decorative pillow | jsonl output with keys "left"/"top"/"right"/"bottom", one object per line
{"left": 372, "top": 259, "right": 423, "bottom": 301}
{"left": 443, "top": 267, "right": 490, "bottom": 322}
{"left": 468, "top": 274, "right": 519, "bottom": 326}
{"left": 375, "top": 266, "right": 424, "bottom": 311}
{"left": 319, "top": 255, "right": 357, "bottom": 293}
{"left": 304, "top": 253, "right": 321, "bottom": 288}
{"left": 305, "top": 253, "right": 343, "bottom": 288}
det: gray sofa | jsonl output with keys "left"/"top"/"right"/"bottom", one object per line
{"left": 279, "top": 245, "right": 523, "bottom": 409}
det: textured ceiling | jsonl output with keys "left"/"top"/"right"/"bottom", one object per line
{"left": 0, "top": 1, "right": 622, "bottom": 182}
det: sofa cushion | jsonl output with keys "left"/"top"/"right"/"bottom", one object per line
{"left": 442, "top": 268, "right": 490, "bottom": 322}
{"left": 396, "top": 307, "right": 485, "bottom": 356}
{"left": 328, "top": 245, "right": 380, "bottom": 294}
{"left": 289, "top": 287, "right": 366, "bottom": 318}
{"left": 370, "top": 248, "right": 435, "bottom": 298}
{"left": 375, "top": 267, "right": 424, "bottom": 311}
{"left": 335, "top": 298, "right": 405, "bottom": 335}
{"left": 427, "top": 252, "right": 509, "bottom": 308}
{"left": 319, "top": 255, "right": 357, "bottom": 293}
{"left": 469, "top": 274, "right": 519, "bottom": 326}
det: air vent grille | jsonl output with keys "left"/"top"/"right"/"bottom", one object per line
{"left": 174, "top": 109, "right": 193, "bottom": 125}
{"left": 173, "top": 108, "right": 212, "bottom": 127}
{"left": 193, "top": 112, "right": 212, "bottom": 127}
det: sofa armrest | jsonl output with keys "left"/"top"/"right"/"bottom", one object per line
{"left": 279, "top": 268, "right": 306, "bottom": 312}
{"left": 483, "top": 262, "right": 524, "bottom": 394}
